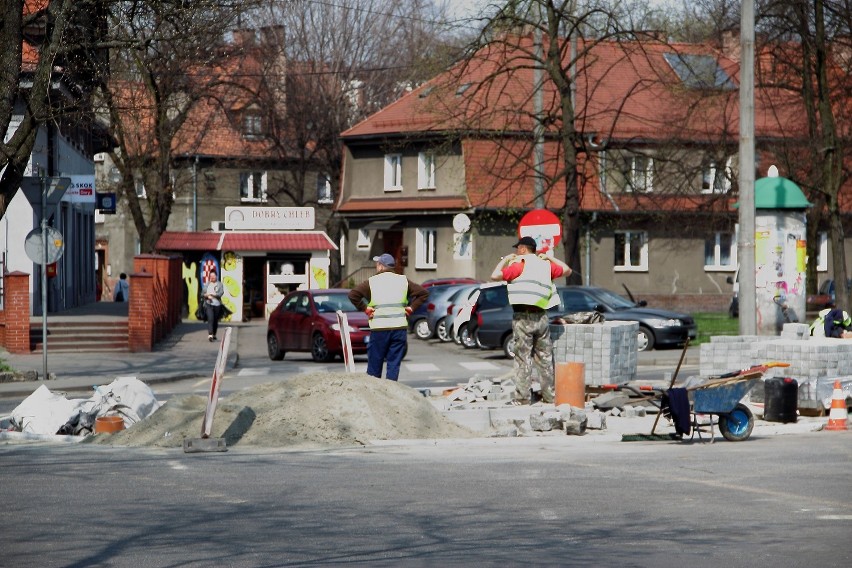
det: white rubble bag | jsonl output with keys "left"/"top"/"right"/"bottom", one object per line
{"left": 11, "top": 377, "right": 161, "bottom": 435}
{"left": 11, "top": 385, "right": 82, "bottom": 435}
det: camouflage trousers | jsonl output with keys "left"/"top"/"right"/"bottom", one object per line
{"left": 511, "top": 311, "right": 554, "bottom": 403}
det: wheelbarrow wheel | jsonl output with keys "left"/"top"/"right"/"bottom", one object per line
{"left": 719, "top": 403, "right": 754, "bottom": 442}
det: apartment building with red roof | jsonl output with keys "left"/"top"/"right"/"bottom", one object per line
{"left": 336, "top": 33, "right": 851, "bottom": 313}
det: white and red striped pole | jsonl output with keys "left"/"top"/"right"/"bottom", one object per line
{"left": 337, "top": 310, "right": 355, "bottom": 373}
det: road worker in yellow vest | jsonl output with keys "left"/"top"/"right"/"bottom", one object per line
{"left": 810, "top": 307, "right": 852, "bottom": 338}
{"left": 491, "top": 236, "right": 572, "bottom": 404}
{"left": 349, "top": 253, "right": 429, "bottom": 380}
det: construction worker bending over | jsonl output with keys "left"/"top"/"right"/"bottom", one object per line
{"left": 810, "top": 308, "right": 852, "bottom": 338}
{"left": 491, "top": 237, "right": 571, "bottom": 404}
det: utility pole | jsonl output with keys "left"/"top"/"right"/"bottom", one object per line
{"left": 532, "top": 1, "right": 545, "bottom": 209}
{"left": 739, "top": 0, "right": 756, "bottom": 335}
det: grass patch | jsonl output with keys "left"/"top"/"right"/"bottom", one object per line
{"left": 693, "top": 312, "right": 739, "bottom": 345}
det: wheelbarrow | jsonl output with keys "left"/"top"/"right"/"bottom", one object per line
{"left": 622, "top": 362, "right": 790, "bottom": 443}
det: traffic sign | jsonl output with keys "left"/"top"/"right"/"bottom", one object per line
{"left": 24, "top": 227, "right": 65, "bottom": 264}
{"left": 518, "top": 209, "right": 562, "bottom": 252}
{"left": 19, "top": 177, "right": 71, "bottom": 207}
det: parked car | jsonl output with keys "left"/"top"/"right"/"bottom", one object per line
{"left": 267, "top": 289, "right": 370, "bottom": 362}
{"left": 807, "top": 278, "right": 852, "bottom": 312}
{"left": 421, "top": 277, "right": 481, "bottom": 288}
{"left": 475, "top": 284, "right": 697, "bottom": 357}
{"left": 408, "top": 283, "right": 459, "bottom": 339}
{"left": 425, "top": 283, "right": 480, "bottom": 342}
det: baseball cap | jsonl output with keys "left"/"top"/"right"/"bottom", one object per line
{"left": 372, "top": 253, "right": 396, "bottom": 267}
{"left": 512, "top": 236, "right": 538, "bottom": 250}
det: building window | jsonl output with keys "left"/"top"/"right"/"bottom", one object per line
{"left": 704, "top": 231, "right": 737, "bottom": 269}
{"left": 384, "top": 153, "right": 402, "bottom": 191}
{"left": 356, "top": 229, "right": 370, "bottom": 250}
{"left": 135, "top": 179, "right": 146, "bottom": 199}
{"left": 416, "top": 228, "right": 438, "bottom": 269}
{"left": 418, "top": 152, "right": 435, "bottom": 189}
{"left": 242, "top": 111, "right": 264, "bottom": 138}
{"left": 240, "top": 171, "right": 267, "bottom": 202}
{"left": 817, "top": 231, "right": 828, "bottom": 271}
{"left": 317, "top": 173, "right": 332, "bottom": 204}
{"left": 614, "top": 231, "right": 648, "bottom": 271}
{"left": 629, "top": 156, "right": 653, "bottom": 192}
{"left": 702, "top": 158, "right": 732, "bottom": 194}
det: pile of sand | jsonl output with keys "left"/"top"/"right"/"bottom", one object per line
{"left": 86, "top": 372, "right": 476, "bottom": 449}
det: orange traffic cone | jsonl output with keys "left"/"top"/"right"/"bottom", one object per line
{"left": 825, "top": 380, "right": 849, "bottom": 431}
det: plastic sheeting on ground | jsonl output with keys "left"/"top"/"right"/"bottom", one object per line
{"left": 9, "top": 376, "right": 161, "bottom": 435}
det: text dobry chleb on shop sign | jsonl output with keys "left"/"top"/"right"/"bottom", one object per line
{"left": 224, "top": 207, "right": 315, "bottom": 230}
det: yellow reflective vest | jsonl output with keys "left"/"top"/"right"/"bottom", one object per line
{"left": 367, "top": 272, "right": 409, "bottom": 329}
{"left": 507, "top": 254, "right": 554, "bottom": 309}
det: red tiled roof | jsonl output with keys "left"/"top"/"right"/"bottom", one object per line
{"left": 155, "top": 231, "right": 336, "bottom": 252}
{"left": 336, "top": 196, "right": 470, "bottom": 213}
{"left": 341, "top": 35, "right": 813, "bottom": 143}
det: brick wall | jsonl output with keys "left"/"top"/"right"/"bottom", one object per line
{"left": 2, "top": 272, "right": 31, "bottom": 353}
{"left": 640, "top": 293, "right": 730, "bottom": 314}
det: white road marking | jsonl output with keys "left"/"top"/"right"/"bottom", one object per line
{"left": 406, "top": 363, "right": 440, "bottom": 372}
{"left": 459, "top": 362, "right": 502, "bottom": 371}
{"left": 817, "top": 515, "right": 852, "bottom": 520}
{"left": 237, "top": 368, "right": 271, "bottom": 377}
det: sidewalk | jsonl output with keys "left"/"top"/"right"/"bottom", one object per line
{"left": 0, "top": 316, "right": 253, "bottom": 399}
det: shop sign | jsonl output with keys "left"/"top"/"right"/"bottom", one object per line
{"left": 224, "top": 206, "right": 315, "bottom": 230}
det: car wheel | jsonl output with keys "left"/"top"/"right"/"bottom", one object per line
{"left": 460, "top": 324, "right": 478, "bottom": 348}
{"left": 637, "top": 326, "right": 655, "bottom": 352}
{"left": 413, "top": 318, "right": 432, "bottom": 340}
{"left": 436, "top": 318, "right": 451, "bottom": 342}
{"left": 502, "top": 333, "right": 516, "bottom": 359}
{"left": 311, "top": 333, "right": 334, "bottom": 362}
{"left": 267, "top": 332, "right": 284, "bottom": 361}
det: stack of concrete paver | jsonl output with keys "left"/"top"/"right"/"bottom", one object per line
{"left": 699, "top": 325, "right": 852, "bottom": 412}
{"left": 550, "top": 321, "right": 637, "bottom": 385}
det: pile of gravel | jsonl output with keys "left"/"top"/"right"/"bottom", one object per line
{"left": 86, "top": 372, "right": 475, "bottom": 449}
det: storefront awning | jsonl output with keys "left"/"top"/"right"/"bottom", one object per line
{"left": 361, "top": 220, "right": 401, "bottom": 231}
{"left": 156, "top": 231, "right": 337, "bottom": 252}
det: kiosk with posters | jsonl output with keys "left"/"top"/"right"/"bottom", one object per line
{"left": 155, "top": 207, "right": 336, "bottom": 321}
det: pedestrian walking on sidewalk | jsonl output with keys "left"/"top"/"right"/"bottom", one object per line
{"left": 203, "top": 272, "right": 225, "bottom": 342}
{"left": 113, "top": 273, "right": 129, "bottom": 302}
{"left": 349, "top": 253, "right": 429, "bottom": 381}
{"left": 491, "top": 237, "right": 571, "bottom": 404}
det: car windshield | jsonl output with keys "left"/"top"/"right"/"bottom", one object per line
{"left": 592, "top": 288, "right": 636, "bottom": 310}
{"left": 313, "top": 293, "right": 358, "bottom": 313}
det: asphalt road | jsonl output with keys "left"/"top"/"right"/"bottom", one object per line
{"left": 1, "top": 433, "right": 849, "bottom": 567}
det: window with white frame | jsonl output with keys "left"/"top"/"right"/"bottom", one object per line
{"left": 417, "top": 152, "right": 435, "bottom": 189}
{"left": 317, "top": 173, "right": 332, "bottom": 204}
{"left": 817, "top": 231, "right": 828, "bottom": 271}
{"left": 704, "top": 231, "right": 737, "bottom": 269}
{"left": 240, "top": 171, "right": 267, "bottom": 202}
{"left": 701, "top": 158, "right": 732, "bottom": 193}
{"left": 242, "top": 110, "right": 264, "bottom": 138}
{"left": 416, "top": 228, "right": 438, "bottom": 269}
{"left": 614, "top": 231, "right": 648, "bottom": 271}
{"left": 628, "top": 156, "right": 654, "bottom": 192}
{"left": 384, "top": 153, "right": 402, "bottom": 191}
{"left": 356, "top": 228, "right": 370, "bottom": 250}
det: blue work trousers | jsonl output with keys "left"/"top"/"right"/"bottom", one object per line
{"left": 367, "top": 328, "right": 407, "bottom": 380}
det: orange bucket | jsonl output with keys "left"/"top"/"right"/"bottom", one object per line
{"left": 95, "top": 416, "right": 125, "bottom": 434}
{"left": 555, "top": 362, "right": 585, "bottom": 407}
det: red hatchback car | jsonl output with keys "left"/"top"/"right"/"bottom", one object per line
{"left": 267, "top": 289, "right": 370, "bottom": 362}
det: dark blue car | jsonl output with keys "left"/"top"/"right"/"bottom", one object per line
{"left": 475, "top": 284, "right": 697, "bottom": 357}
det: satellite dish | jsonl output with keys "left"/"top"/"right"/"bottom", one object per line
{"left": 24, "top": 227, "right": 65, "bottom": 265}
{"left": 452, "top": 213, "right": 471, "bottom": 233}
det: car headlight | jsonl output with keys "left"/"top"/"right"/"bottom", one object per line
{"left": 647, "top": 318, "right": 682, "bottom": 328}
